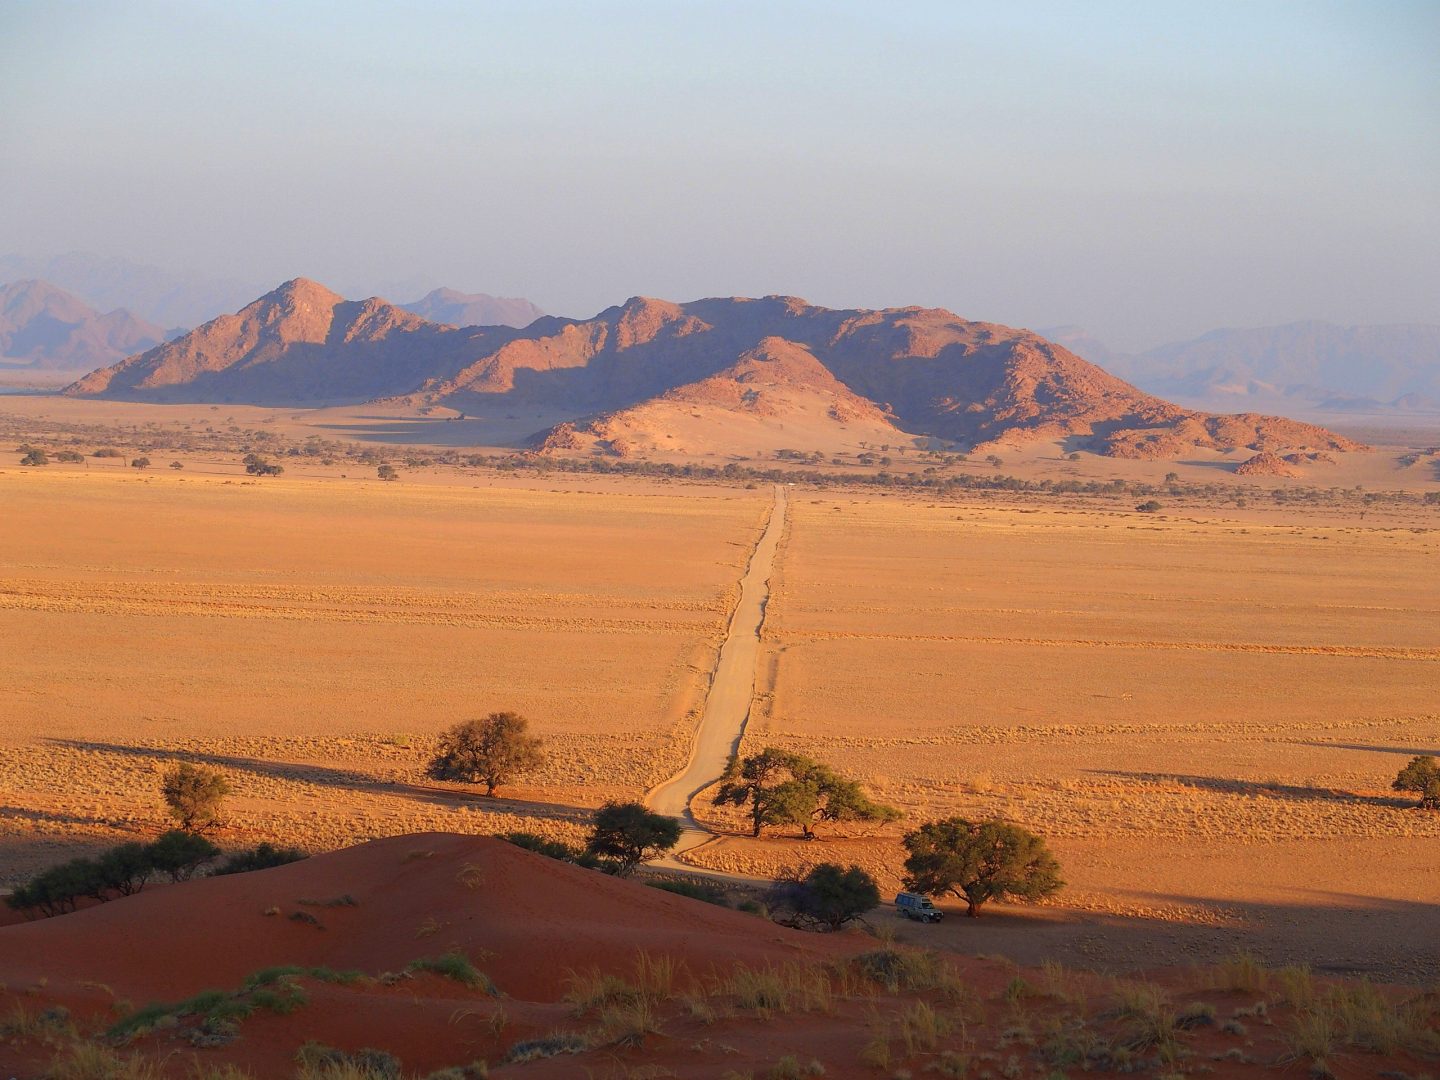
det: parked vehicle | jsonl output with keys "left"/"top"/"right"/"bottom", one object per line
{"left": 894, "top": 891, "right": 943, "bottom": 922}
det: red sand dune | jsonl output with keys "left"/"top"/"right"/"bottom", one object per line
{"left": 3, "top": 834, "right": 1432, "bottom": 1078}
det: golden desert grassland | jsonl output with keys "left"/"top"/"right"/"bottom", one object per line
{"left": 686, "top": 495, "right": 1440, "bottom": 978}
{"left": 0, "top": 464, "right": 765, "bottom": 873}
{"left": 3, "top": 454, "right": 1439, "bottom": 978}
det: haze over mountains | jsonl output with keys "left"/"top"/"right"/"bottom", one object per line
{"left": 0, "top": 280, "right": 166, "bottom": 371}
{"left": 400, "top": 287, "right": 546, "bottom": 329}
{"left": 0, "top": 252, "right": 548, "bottom": 345}
{"left": 1049, "top": 322, "right": 1440, "bottom": 416}
{"left": 65, "top": 277, "right": 1356, "bottom": 460}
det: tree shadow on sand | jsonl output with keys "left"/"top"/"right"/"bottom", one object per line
{"left": 1088, "top": 769, "right": 1412, "bottom": 809}
{"left": 0, "top": 805, "right": 125, "bottom": 830}
{"left": 910, "top": 889, "right": 1440, "bottom": 983}
{"left": 43, "top": 738, "right": 593, "bottom": 826}
{"left": 1289, "top": 740, "right": 1440, "bottom": 758}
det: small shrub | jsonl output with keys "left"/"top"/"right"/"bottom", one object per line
{"left": 211, "top": 842, "right": 307, "bottom": 876}
{"left": 146, "top": 829, "right": 220, "bottom": 881}
{"left": 502, "top": 1032, "right": 589, "bottom": 1063}
{"left": 645, "top": 878, "right": 729, "bottom": 905}
{"left": 499, "top": 832, "right": 578, "bottom": 861}
{"left": 408, "top": 952, "right": 496, "bottom": 993}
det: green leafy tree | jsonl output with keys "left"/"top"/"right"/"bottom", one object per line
{"left": 19, "top": 448, "right": 48, "bottom": 466}
{"left": 585, "top": 801, "right": 682, "bottom": 875}
{"left": 427, "top": 712, "right": 546, "bottom": 796}
{"left": 377, "top": 464, "right": 398, "bottom": 481}
{"left": 769, "top": 761, "right": 901, "bottom": 839}
{"left": 1393, "top": 755, "right": 1440, "bottom": 810}
{"left": 902, "top": 818, "right": 1063, "bottom": 917}
{"left": 147, "top": 829, "right": 221, "bottom": 880}
{"left": 715, "top": 748, "right": 898, "bottom": 838}
{"left": 93, "top": 842, "right": 155, "bottom": 896}
{"left": 160, "top": 763, "right": 231, "bottom": 832}
{"left": 767, "top": 863, "right": 879, "bottom": 931}
{"left": 714, "top": 748, "right": 807, "bottom": 836}
{"left": 243, "top": 453, "right": 283, "bottom": 476}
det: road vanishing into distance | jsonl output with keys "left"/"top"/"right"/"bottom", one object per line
{"left": 647, "top": 484, "right": 787, "bottom": 862}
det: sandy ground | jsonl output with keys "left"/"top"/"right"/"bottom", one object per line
{"left": 649, "top": 485, "right": 786, "bottom": 861}
{"left": 2, "top": 411, "right": 1438, "bottom": 986}
{"left": 685, "top": 495, "right": 1440, "bottom": 980}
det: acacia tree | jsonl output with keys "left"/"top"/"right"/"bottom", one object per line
{"left": 1393, "top": 755, "right": 1440, "bottom": 810}
{"left": 161, "top": 763, "right": 231, "bottom": 832}
{"left": 902, "top": 818, "right": 1062, "bottom": 917}
{"left": 585, "top": 801, "right": 682, "bottom": 875}
{"left": 767, "top": 862, "right": 880, "bottom": 932}
{"left": 714, "top": 747, "right": 803, "bottom": 836}
{"left": 769, "top": 761, "right": 901, "bottom": 839}
{"left": 714, "top": 748, "right": 898, "bottom": 838}
{"left": 427, "top": 712, "right": 546, "bottom": 796}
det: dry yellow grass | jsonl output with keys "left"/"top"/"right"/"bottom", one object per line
{"left": 0, "top": 467, "right": 765, "bottom": 877}
{"left": 689, "top": 495, "right": 1440, "bottom": 980}
{"left": 4, "top": 455, "right": 1439, "bottom": 982}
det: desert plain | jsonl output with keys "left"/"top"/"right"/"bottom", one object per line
{"left": 2, "top": 399, "right": 1436, "bottom": 995}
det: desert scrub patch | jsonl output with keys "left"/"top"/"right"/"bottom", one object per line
{"left": 106, "top": 975, "right": 308, "bottom": 1042}
{"left": 843, "top": 947, "right": 969, "bottom": 1003}
{"left": 766, "top": 1056, "right": 826, "bottom": 1079}
{"left": 595, "top": 996, "right": 665, "bottom": 1047}
{"left": 244, "top": 964, "right": 368, "bottom": 988}
{"left": 407, "top": 951, "right": 497, "bottom": 994}
{"left": 0, "top": 1001, "right": 75, "bottom": 1045}
{"left": 502, "top": 1031, "right": 589, "bottom": 1062}
{"left": 417, "top": 1064, "right": 489, "bottom": 1080}
{"left": 1205, "top": 951, "right": 1270, "bottom": 994}
{"left": 712, "top": 961, "right": 833, "bottom": 1018}
{"left": 42, "top": 1041, "right": 167, "bottom": 1079}
{"left": 294, "top": 1041, "right": 403, "bottom": 1079}
{"left": 564, "top": 967, "right": 642, "bottom": 1014}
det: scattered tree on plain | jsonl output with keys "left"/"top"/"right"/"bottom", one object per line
{"left": 243, "top": 453, "right": 283, "bottom": 476}
{"left": 1393, "top": 755, "right": 1440, "bottom": 810}
{"left": 377, "top": 464, "right": 398, "bottom": 481}
{"left": 714, "top": 747, "right": 898, "bottom": 838}
{"left": 19, "top": 448, "right": 48, "bottom": 466}
{"left": 160, "top": 763, "right": 231, "bottom": 832}
{"left": 584, "top": 801, "right": 682, "bottom": 875}
{"left": 131, "top": 456, "right": 151, "bottom": 470}
{"left": 427, "top": 712, "right": 546, "bottom": 796}
{"left": 767, "top": 862, "right": 879, "bottom": 931}
{"left": 901, "top": 817, "right": 1062, "bottom": 917}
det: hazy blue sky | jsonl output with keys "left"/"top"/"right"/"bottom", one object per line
{"left": 2, "top": 1, "right": 1436, "bottom": 349}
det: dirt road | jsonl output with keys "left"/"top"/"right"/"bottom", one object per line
{"left": 648, "top": 485, "right": 787, "bottom": 858}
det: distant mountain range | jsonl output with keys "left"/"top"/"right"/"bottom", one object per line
{"left": 63, "top": 278, "right": 1356, "bottom": 460}
{"left": 0, "top": 280, "right": 166, "bottom": 371}
{"left": 1045, "top": 322, "right": 1440, "bottom": 415}
{"left": 401, "top": 288, "right": 545, "bottom": 330}
{"left": 0, "top": 253, "right": 546, "bottom": 339}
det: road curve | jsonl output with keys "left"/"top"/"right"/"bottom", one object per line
{"left": 647, "top": 484, "right": 787, "bottom": 858}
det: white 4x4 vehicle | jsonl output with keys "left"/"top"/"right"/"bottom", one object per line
{"left": 894, "top": 891, "right": 943, "bottom": 922}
